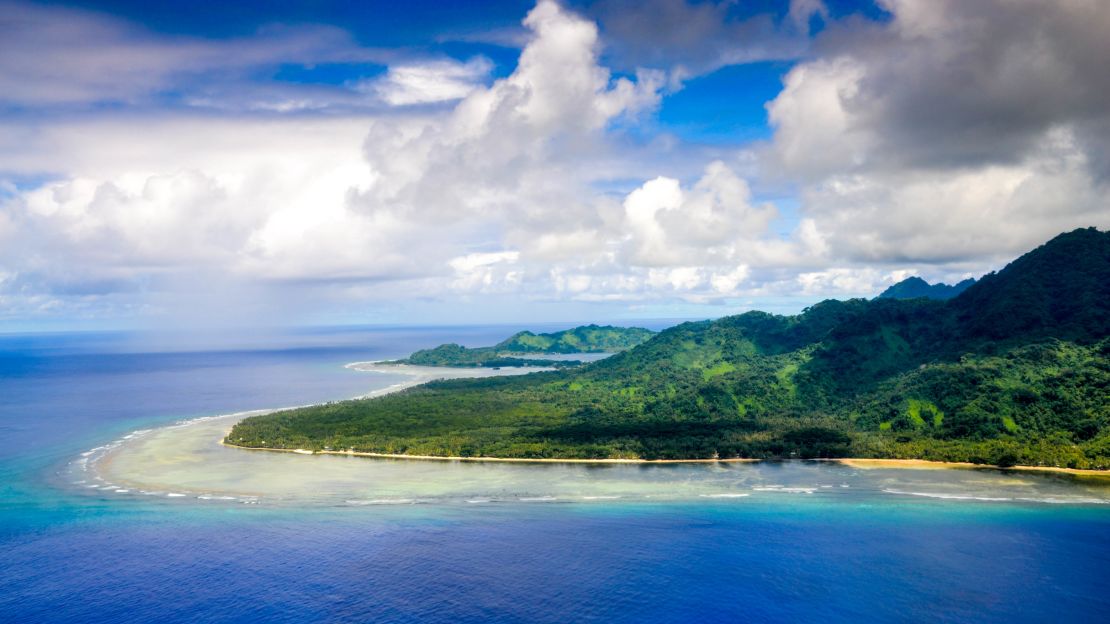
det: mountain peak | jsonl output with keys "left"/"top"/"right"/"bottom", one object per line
{"left": 878, "top": 276, "right": 974, "bottom": 301}
{"left": 951, "top": 227, "right": 1110, "bottom": 342}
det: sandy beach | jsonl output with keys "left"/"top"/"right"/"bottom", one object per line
{"left": 830, "top": 458, "right": 1110, "bottom": 478}
{"left": 221, "top": 444, "right": 1110, "bottom": 474}
{"left": 219, "top": 441, "right": 762, "bottom": 464}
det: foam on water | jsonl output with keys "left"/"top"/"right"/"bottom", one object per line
{"left": 753, "top": 486, "right": 817, "bottom": 494}
{"left": 1017, "top": 497, "right": 1109, "bottom": 505}
{"left": 883, "top": 489, "right": 1014, "bottom": 502}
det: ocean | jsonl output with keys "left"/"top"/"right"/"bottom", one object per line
{"left": 1, "top": 326, "right": 1108, "bottom": 623}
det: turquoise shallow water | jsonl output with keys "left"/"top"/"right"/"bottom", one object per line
{"left": 2, "top": 327, "right": 1109, "bottom": 623}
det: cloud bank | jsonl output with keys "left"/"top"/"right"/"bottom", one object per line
{"left": 767, "top": 0, "right": 1110, "bottom": 264}
{"left": 0, "top": 0, "right": 1107, "bottom": 326}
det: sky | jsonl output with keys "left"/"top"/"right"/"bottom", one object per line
{"left": 1, "top": 0, "right": 1107, "bottom": 330}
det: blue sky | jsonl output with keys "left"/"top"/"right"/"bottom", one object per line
{"left": 0, "top": 0, "right": 1107, "bottom": 330}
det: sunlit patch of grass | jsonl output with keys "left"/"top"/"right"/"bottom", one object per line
{"left": 703, "top": 362, "right": 736, "bottom": 380}
{"left": 907, "top": 399, "right": 944, "bottom": 429}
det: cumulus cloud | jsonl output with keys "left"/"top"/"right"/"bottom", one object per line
{"left": 0, "top": 1, "right": 692, "bottom": 321}
{"left": 5, "top": 0, "right": 1107, "bottom": 326}
{"left": 765, "top": 0, "right": 1110, "bottom": 266}
{"left": 0, "top": 117, "right": 417, "bottom": 285}
{"left": 772, "top": 0, "right": 1110, "bottom": 176}
{"left": 353, "top": 0, "right": 665, "bottom": 225}
{"left": 621, "top": 161, "right": 777, "bottom": 267}
{"left": 798, "top": 267, "right": 897, "bottom": 297}
{"left": 0, "top": 0, "right": 662, "bottom": 304}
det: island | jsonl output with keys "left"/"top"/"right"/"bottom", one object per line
{"left": 387, "top": 324, "right": 656, "bottom": 368}
{"left": 227, "top": 228, "right": 1110, "bottom": 469}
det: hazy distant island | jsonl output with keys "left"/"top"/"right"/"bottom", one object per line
{"left": 228, "top": 228, "right": 1110, "bottom": 469}
{"left": 386, "top": 325, "right": 656, "bottom": 368}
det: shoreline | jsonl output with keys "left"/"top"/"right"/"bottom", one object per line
{"left": 828, "top": 458, "right": 1110, "bottom": 478}
{"left": 219, "top": 441, "right": 1110, "bottom": 475}
{"left": 218, "top": 440, "right": 762, "bottom": 464}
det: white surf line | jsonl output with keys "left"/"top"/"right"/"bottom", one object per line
{"left": 882, "top": 488, "right": 1011, "bottom": 502}
{"left": 1015, "top": 497, "right": 1109, "bottom": 505}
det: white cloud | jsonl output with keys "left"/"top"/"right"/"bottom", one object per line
{"left": 449, "top": 251, "right": 521, "bottom": 273}
{"left": 799, "top": 129, "right": 1108, "bottom": 263}
{"left": 623, "top": 176, "right": 684, "bottom": 265}
{"left": 350, "top": 0, "right": 666, "bottom": 250}
{"left": 766, "top": 57, "right": 868, "bottom": 179}
{"left": 0, "top": 1, "right": 679, "bottom": 322}
{"left": 764, "top": 0, "right": 1110, "bottom": 266}
{"left": 797, "top": 267, "right": 896, "bottom": 297}
{"left": 621, "top": 161, "right": 779, "bottom": 267}
{"left": 8, "top": 0, "right": 1106, "bottom": 326}
{"left": 711, "top": 265, "right": 751, "bottom": 293}
{"left": 364, "top": 57, "right": 493, "bottom": 106}
{"left": 0, "top": 1, "right": 389, "bottom": 110}
{"left": 448, "top": 251, "right": 522, "bottom": 292}
{"left": 647, "top": 266, "right": 703, "bottom": 290}
{"left": 0, "top": 117, "right": 410, "bottom": 287}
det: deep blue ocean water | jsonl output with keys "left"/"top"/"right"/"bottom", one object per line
{"left": 2, "top": 326, "right": 1109, "bottom": 623}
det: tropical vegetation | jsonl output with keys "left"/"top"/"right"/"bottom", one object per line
{"left": 396, "top": 324, "right": 655, "bottom": 367}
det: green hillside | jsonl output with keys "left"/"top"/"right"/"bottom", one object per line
{"left": 228, "top": 229, "right": 1110, "bottom": 468}
{"left": 496, "top": 325, "right": 657, "bottom": 353}
{"left": 398, "top": 324, "right": 655, "bottom": 367}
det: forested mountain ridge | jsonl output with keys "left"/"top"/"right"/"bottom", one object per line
{"left": 229, "top": 228, "right": 1110, "bottom": 468}
{"left": 398, "top": 324, "right": 655, "bottom": 367}
{"left": 495, "top": 325, "right": 656, "bottom": 353}
{"left": 878, "top": 276, "right": 975, "bottom": 300}
{"left": 951, "top": 227, "right": 1110, "bottom": 344}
